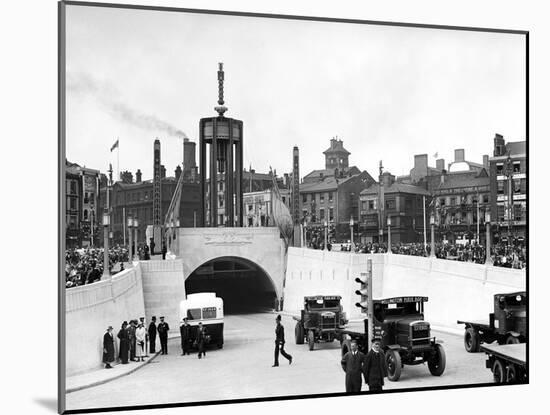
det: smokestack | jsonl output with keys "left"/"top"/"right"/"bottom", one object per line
{"left": 436, "top": 159, "right": 445, "bottom": 171}
{"left": 483, "top": 155, "right": 489, "bottom": 168}
{"left": 160, "top": 164, "right": 166, "bottom": 179}
{"left": 494, "top": 133, "right": 505, "bottom": 157}
{"left": 175, "top": 165, "right": 182, "bottom": 180}
{"left": 183, "top": 138, "right": 197, "bottom": 173}
{"left": 135, "top": 169, "right": 142, "bottom": 183}
{"left": 454, "top": 149, "right": 465, "bottom": 162}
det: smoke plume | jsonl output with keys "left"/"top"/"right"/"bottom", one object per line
{"left": 67, "top": 72, "right": 188, "bottom": 138}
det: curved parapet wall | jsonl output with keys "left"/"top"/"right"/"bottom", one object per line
{"left": 65, "top": 265, "right": 146, "bottom": 376}
{"left": 285, "top": 248, "right": 526, "bottom": 332}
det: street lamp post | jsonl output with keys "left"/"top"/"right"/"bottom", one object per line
{"left": 102, "top": 210, "right": 110, "bottom": 279}
{"left": 324, "top": 220, "right": 328, "bottom": 251}
{"left": 504, "top": 155, "right": 514, "bottom": 247}
{"left": 387, "top": 216, "right": 392, "bottom": 254}
{"left": 349, "top": 217, "right": 354, "bottom": 252}
{"left": 485, "top": 211, "right": 492, "bottom": 265}
{"left": 430, "top": 214, "right": 435, "bottom": 258}
{"left": 127, "top": 216, "right": 133, "bottom": 262}
{"left": 133, "top": 218, "right": 139, "bottom": 261}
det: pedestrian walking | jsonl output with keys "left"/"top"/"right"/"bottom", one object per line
{"left": 150, "top": 238, "right": 156, "bottom": 256}
{"left": 180, "top": 318, "right": 191, "bottom": 356}
{"left": 117, "top": 321, "right": 130, "bottom": 364}
{"left": 341, "top": 340, "right": 365, "bottom": 392}
{"left": 135, "top": 322, "right": 146, "bottom": 362}
{"left": 196, "top": 322, "right": 208, "bottom": 359}
{"left": 103, "top": 326, "right": 115, "bottom": 369}
{"left": 148, "top": 316, "right": 157, "bottom": 354}
{"left": 128, "top": 320, "right": 137, "bottom": 362}
{"left": 157, "top": 316, "right": 170, "bottom": 355}
{"left": 363, "top": 338, "right": 388, "bottom": 391}
{"left": 161, "top": 242, "right": 167, "bottom": 260}
{"left": 273, "top": 314, "right": 292, "bottom": 367}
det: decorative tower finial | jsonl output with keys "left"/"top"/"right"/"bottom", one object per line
{"left": 215, "top": 62, "right": 228, "bottom": 116}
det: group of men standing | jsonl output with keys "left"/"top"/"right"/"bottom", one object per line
{"left": 102, "top": 316, "right": 170, "bottom": 369}
{"left": 341, "top": 339, "right": 388, "bottom": 392}
{"left": 179, "top": 318, "right": 208, "bottom": 359}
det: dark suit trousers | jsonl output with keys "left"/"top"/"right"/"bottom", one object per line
{"left": 160, "top": 335, "right": 168, "bottom": 354}
{"left": 149, "top": 335, "right": 156, "bottom": 354}
{"left": 368, "top": 383, "right": 383, "bottom": 392}
{"left": 274, "top": 341, "right": 291, "bottom": 365}
{"left": 346, "top": 374, "right": 362, "bottom": 393}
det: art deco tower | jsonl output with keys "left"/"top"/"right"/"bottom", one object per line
{"left": 199, "top": 63, "right": 244, "bottom": 227}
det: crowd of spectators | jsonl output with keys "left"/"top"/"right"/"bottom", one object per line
{"left": 309, "top": 239, "right": 526, "bottom": 269}
{"left": 65, "top": 246, "right": 129, "bottom": 288}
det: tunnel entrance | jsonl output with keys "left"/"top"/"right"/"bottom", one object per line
{"left": 185, "top": 256, "right": 277, "bottom": 314}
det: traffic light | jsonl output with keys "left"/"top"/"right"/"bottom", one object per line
{"left": 355, "top": 273, "right": 369, "bottom": 313}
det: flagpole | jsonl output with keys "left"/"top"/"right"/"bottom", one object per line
{"left": 117, "top": 137, "right": 120, "bottom": 182}
{"left": 423, "top": 195, "right": 427, "bottom": 253}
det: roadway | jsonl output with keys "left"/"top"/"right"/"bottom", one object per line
{"left": 66, "top": 312, "right": 493, "bottom": 411}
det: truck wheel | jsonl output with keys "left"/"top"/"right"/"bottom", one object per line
{"left": 506, "top": 335, "right": 520, "bottom": 345}
{"left": 464, "top": 328, "right": 481, "bottom": 353}
{"left": 295, "top": 323, "right": 304, "bottom": 345}
{"left": 307, "top": 330, "right": 315, "bottom": 351}
{"left": 492, "top": 359, "right": 505, "bottom": 383}
{"left": 341, "top": 339, "right": 352, "bottom": 357}
{"left": 385, "top": 350, "right": 402, "bottom": 381}
{"left": 506, "top": 363, "right": 517, "bottom": 383}
{"left": 428, "top": 344, "right": 446, "bottom": 376}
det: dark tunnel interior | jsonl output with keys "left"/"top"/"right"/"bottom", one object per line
{"left": 185, "top": 257, "right": 277, "bottom": 314}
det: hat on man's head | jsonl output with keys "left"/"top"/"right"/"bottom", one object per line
{"left": 160, "top": 316, "right": 165, "bottom": 319}
{"left": 276, "top": 314, "right": 282, "bottom": 321}
{"left": 152, "top": 316, "right": 156, "bottom": 320}
{"left": 107, "top": 326, "right": 113, "bottom": 330}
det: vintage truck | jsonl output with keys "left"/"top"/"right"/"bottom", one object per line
{"left": 457, "top": 291, "right": 526, "bottom": 352}
{"left": 179, "top": 292, "right": 224, "bottom": 349}
{"left": 338, "top": 296, "right": 446, "bottom": 381}
{"left": 293, "top": 295, "right": 348, "bottom": 350}
{"left": 481, "top": 343, "right": 527, "bottom": 384}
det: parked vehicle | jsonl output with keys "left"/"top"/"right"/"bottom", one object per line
{"left": 481, "top": 343, "right": 526, "bottom": 384}
{"left": 179, "top": 292, "right": 224, "bottom": 349}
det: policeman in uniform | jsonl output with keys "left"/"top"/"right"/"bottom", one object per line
{"left": 363, "top": 338, "right": 388, "bottom": 391}
{"left": 157, "top": 316, "right": 170, "bottom": 355}
{"left": 273, "top": 314, "right": 292, "bottom": 367}
{"left": 180, "top": 318, "right": 191, "bottom": 356}
{"left": 148, "top": 316, "right": 157, "bottom": 354}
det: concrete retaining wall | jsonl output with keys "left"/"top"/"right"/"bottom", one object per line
{"left": 140, "top": 259, "right": 186, "bottom": 334}
{"left": 65, "top": 265, "right": 145, "bottom": 376}
{"left": 285, "top": 248, "right": 526, "bottom": 332}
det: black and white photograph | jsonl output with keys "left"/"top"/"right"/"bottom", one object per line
{"left": 57, "top": 1, "right": 530, "bottom": 413}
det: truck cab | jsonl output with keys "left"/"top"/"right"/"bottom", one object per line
{"left": 492, "top": 292, "right": 526, "bottom": 341}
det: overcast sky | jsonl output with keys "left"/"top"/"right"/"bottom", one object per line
{"left": 65, "top": 5, "right": 526, "bottom": 181}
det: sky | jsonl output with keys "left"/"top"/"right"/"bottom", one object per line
{"left": 65, "top": 5, "right": 526, "bottom": 181}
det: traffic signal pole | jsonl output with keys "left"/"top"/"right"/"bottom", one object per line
{"left": 355, "top": 259, "right": 374, "bottom": 346}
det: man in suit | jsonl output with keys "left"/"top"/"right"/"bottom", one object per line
{"left": 196, "top": 322, "right": 208, "bottom": 359}
{"left": 180, "top": 318, "right": 191, "bottom": 356}
{"left": 148, "top": 316, "right": 157, "bottom": 354}
{"left": 157, "top": 316, "right": 170, "bottom": 355}
{"left": 341, "top": 340, "right": 365, "bottom": 392}
{"left": 103, "top": 326, "right": 115, "bottom": 369}
{"left": 273, "top": 314, "right": 292, "bottom": 367}
{"left": 363, "top": 338, "right": 388, "bottom": 391}
{"left": 128, "top": 320, "right": 137, "bottom": 362}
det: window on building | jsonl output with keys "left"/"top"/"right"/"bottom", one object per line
{"left": 303, "top": 194, "right": 307, "bottom": 203}
{"left": 496, "top": 164, "right": 503, "bottom": 175}
{"left": 440, "top": 198, "right": 446, "bottom": 206}
{"left": 513, "top": 162, "right": 521, "bottom": 173}
{"left": 497, "top": 181, "right": 505, "bottom": 194}
{"left": 219, "top": 215, "right": 224, "bottom": 225}
{"left": 219, "top": 182, "right": 223, "bottom": 191}
{"left": 329, "top": 207, "right": 334, "bottom": 221}
{"left": 320, "top": 208, "right": 325, "bottom": 221}
{"left": 70, "top": 180, "right": 77, "bottom": 195}
{"left": 497, "top": 204, "right": 505, "bottom": 222}
{"left": 483, "top": 194, "right": 489, "bottom": 204}
{"left": 450, "top": 198, "right": 456, "bottom": 206}
{"left": 302, "top": 209, "right": 308, "bottom": 219}
{"left": 513, "top": 178, "right": 521, "bottom": 193}
{"left": 368, "top": 200, "right": 375, "bottom": 210}
{"left": 386, "top": 199, "right": 395, "bottom": 210}
{"left": 83, "top": 192, "right": 89, "bottom": 204}
{"left": 514, "top": 202, "right": 526, "bottom": 221}
{"left": 83, "top": 209, "right": 88, "bottom": 221}
{"left": 328, "top": 192, "right": 333, "bottom": 202}
{"left": 405, "top": 198, "right": 412, "bottom": 210}
{"left": 218, "top": 195, "right": 224, "bottom": 208}
{"left": 361, "top": 201, "right": 367, "bottom": 211}
{"left": 520, "top": 178, "right": 526, "bottom": 194}
{"left": 248, "top": 205, "right": 253, "bottom": 212}
{"left": 320, "top": 193, "right": 325, "bottom": 203}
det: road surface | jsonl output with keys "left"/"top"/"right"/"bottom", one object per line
{"left": 66, "top": 312, "right": 493, "bottom": 411}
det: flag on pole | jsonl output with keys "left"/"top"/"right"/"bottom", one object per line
{"left": 110, "top": 139, "right": 119, "bottom": 152}
{"left": 433, "top": 152, "right": 438, "bottom": 159}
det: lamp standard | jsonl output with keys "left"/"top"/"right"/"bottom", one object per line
{"left": 430, "top": 214, "right": 435, "bottom": 258}
{"left": 504, "top": 155, "right": 514, "bottom": 247}
{"left": 127, "top": 216, "right": 133, "bottom": 261}
{"left": 387, "top": 216, "right": 392, "bottom": 254}
{"left": 102, "top": 210, "right": 110, "bottom": 279}
{"left": 303, "top": 220, "right": 308, "bottom": 248}
{"left": 324, "top": 220, "right": 328, "bottom": 251}
{"left": 133, "top": 218, "right": 139, "bottom": 261}
{"left": 485, "top": 211, "right": 492, "bottom": 265}
{"left": 349, "top": 217, "right": 354, "bottom": 252}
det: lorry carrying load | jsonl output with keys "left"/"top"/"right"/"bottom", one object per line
{"left": 179, "top": 293, "right": 224, "bottom": 349}
{"left": 338, "top": 296, "right": 446, "bottom": 381}
{"left": 457, "top": 291, "right": 526, "bottom": 353}
{"left": 481, "top": 343, "right": 526, "bottom": 384}
{"left": 293, "top": 295, "right": 348, "bottom": 350}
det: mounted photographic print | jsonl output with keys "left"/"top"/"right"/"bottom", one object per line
{"left": 59, "top": 1, "right": 528, "bottom": 413}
